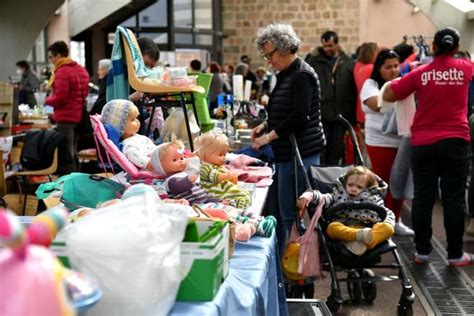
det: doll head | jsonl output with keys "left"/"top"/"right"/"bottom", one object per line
{"left": 343, "top": 166, "right": 378, "bottom": 199}
{"left": 150, "top": 136, "right": 186, "bottom": 176}
{"left": 101, "top": 99, "right": 140, "bottom": 139}
{"left": 194, "top": 132, "right": 229, "bottom": 166}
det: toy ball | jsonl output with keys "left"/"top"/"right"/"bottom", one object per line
{"left": 282, "top": 242, "right": 305, "bottom": 281}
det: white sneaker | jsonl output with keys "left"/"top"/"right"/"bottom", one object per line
{"left": 395, "top": 220, "right": 414, "bottom": 236}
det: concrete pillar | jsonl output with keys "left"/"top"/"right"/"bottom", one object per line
{"left": 0, "top": 0, "right": 64, "bottom": 81}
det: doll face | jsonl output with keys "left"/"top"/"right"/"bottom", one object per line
{"left": 345, "top": 174, "right": 369, "bottom": 199}
{"left": 161, "top": 145, "right": 187, "bottom": 175}
{"left": 203, "top": 146, "right": 227, "bottom": 166}
{"left": 122, "top": 113, "right": 140, "bottom": 139}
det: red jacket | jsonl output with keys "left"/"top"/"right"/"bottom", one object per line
{"left": 45, "top": 61, "right": 90, "bottom": 123}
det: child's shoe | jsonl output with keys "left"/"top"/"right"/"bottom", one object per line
{"left": 345, "top": 241, "right": 367, "bottom": 256}
{"left": 448, "top": 252, "right": 474, "bottom": 267}
{"left": 414, "top": 252, "right": 429, "bottom": 264}
{"left": 356, "top": 228, "right": 373, "bottom": 245}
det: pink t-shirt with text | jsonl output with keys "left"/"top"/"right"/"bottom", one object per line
{"left": 391, "top": 56, "right": 473, "bottom": 146}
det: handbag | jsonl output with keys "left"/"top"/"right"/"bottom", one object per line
{"left": 282, "top": 198, "right": 324, "bottom": 279}
{"left": 75, "top": 73, "right": 93, "bottom": 136}
{"left": 381, "top": 107, "right": 398, "bottom": 136}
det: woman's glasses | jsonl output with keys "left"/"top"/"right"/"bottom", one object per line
{"left": 262, "top": 48, "right": 278, "bottom": 61}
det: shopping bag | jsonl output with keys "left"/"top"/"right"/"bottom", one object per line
{"left": 297, "top": 198, "right": 324, "bottom": 278}
{"left": 62, "top": 192, "right": 189, "bottom": 316}
{"left": 36, "top": 173, "right": 125, "bottom": 209}
{"left": 161, "top": 107, "right": 200, "bottom": 145}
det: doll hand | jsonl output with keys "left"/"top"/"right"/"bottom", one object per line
{"left": 251, "top": 123, "right": 266, "bottom": 140}
{"left": 188, "top": 174, "right": 197, "bottom": 183}
{"left": 228, "top": 171, "right": 238, "bottom": 184}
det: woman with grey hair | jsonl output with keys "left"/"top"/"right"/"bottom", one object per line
{"left": 251, "top": 22, "right": 325, "bottom": 282}
{"left": 90, "top": 58, "right": 111, "bottom": 115}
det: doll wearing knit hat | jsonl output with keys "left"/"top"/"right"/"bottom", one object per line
{"left": 101, "top": 99, "right": 160, "bottom": 173}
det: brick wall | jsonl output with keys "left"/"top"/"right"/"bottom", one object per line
{"left": 222, "top": 0, "right": 360, "bottom": 67}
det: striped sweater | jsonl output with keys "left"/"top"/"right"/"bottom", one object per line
{"left": 200, "top": 163, "right": 252, "bottom": 209}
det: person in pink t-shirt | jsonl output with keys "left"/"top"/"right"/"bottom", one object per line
{"left": 384, "top": 27, "right": 474, "bottom": 266}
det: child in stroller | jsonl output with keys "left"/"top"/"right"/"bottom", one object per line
{"left": 297, "top": 166, "right": 395, "bottom": 256}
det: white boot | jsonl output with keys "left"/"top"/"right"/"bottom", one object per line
{"left": 395, "top": 219, "right": 414, "bottom": 236}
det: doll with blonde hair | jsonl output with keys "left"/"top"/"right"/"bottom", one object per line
{"left": 297, "top": 166, "right": 395, "bottom": 256}
{"left": 194, "top": 132, "right": 252, "bottom": 209}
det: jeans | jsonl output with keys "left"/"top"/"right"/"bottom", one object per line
{"left": 275, "top": 153, "right": 320, "bottom": 253}
{"left": 411, "top": 138, "right": 470, "bottom": 259}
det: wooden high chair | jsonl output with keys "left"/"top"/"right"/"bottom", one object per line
{"left": 120, "top": 27, "right": 205, "bottom": 151}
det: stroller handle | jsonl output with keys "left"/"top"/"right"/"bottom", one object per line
{"left": 324, "top": 201, "right": 387, "bottom": 222}
{"left": 336, "top": 114, "right": 365, "bottom": 166}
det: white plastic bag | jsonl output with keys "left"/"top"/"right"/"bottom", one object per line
{"left": 64, "top": 192, "right": 189, "bottom": 316}
{"left": 161, "top": 107, "right": 200, "bottom": 146}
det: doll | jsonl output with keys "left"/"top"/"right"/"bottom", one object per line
{"left": 101, "top": 99, "right": 160, "bottom": 173}
{"left": 150, "top": 137, "right": 222, "bottom": 204}
{"left": 194, "top": 132, "right": 252, "bottom": 209}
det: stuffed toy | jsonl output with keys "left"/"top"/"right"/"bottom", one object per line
{"left": 0, "top": 207, "right": 102, "bottom": 315}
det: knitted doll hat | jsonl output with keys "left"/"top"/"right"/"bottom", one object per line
{"left": 101, "top": 99, "right": 133, "bottom": 136}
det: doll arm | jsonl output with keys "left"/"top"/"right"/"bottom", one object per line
{"left": 217, "top": 170, "right": 238, "bottom": 184}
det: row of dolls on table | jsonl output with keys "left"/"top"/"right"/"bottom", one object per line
{"left": 99, "top": 99, "right": 276, "bottom": 241}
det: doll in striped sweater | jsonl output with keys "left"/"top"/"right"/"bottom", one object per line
{"left": 194, "top": 132, "right": 252, "bottom": 209}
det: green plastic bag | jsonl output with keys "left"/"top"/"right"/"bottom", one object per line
{"left": 36, "top": 173, "right": 125, "bottom": 209}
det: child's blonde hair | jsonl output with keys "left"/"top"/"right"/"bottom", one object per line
{"left": 343, "top": 166, "right": 378, "bottom": 188}
{"left": 157, "top": 134, "right": 184, "bottom": 160}
{"left": 194, "top": 132, "right": 229, "bottom": 160}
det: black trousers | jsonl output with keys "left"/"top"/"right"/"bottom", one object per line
{"left": 321, "top": 120, "right": 345, "bottom": 166}
{"left": 411, "top": 138, "right": 470, "bottom": 259}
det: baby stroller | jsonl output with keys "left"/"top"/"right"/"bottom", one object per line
{"left": 289, "top": 115, "right": 415, "bottom": 315}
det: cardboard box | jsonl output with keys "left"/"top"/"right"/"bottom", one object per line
{"left": 176, "top": 220, "right": 229, "bottom": 301}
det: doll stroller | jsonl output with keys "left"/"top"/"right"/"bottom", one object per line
{"left": 289, "top": 115, "right": 415, "bottom": 315}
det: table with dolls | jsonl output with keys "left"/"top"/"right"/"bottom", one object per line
{"left": 0, "top": 97, "right": 285, "bottom": 315}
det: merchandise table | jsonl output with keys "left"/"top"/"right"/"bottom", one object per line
{"left": 169, "top": 231, "right": 288, "bottom": 315}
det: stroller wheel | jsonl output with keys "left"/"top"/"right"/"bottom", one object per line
{"left": 361, "top": 269, "right": 377, "bottom": 303}
{"left": 397, "top": 304, "right": 414, "bottom": 316}
{"left": 347, "top": 270, "right": 362, "bottom": 304}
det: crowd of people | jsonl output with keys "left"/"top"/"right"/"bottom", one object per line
{"left": 20, "top": 22, "right": 474, "bottom": 271}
